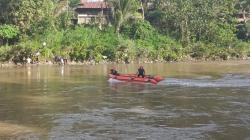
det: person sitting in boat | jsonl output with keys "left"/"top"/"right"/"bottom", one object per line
{"left": 110, "top": 67, "right": 119, "bottom": 75}
{"left": 137, "top": 66, "right": 145, "bottom": 78}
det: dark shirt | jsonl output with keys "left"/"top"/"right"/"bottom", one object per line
{"left": 138, "top": 68, "right": 145, "bottom": 76}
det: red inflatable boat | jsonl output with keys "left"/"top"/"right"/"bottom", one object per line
{"left": 108, "top": 74, "right": 164, "bottom": 84}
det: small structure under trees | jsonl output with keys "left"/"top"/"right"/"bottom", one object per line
{"left": 74, "top": 0, "right": 146, "bottom": 25}
{"left": 74, "top": 0, "right": 112, "bottom": 25}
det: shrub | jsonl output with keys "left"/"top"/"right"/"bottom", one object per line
{"left": 121, "top": 20, "right": 156, "bottom": 40}
{"left": 116, "top": 39, "right": 136, "bottom": 63}
{"left": 0, "top": 24, "right": 20, "bottom": 44}
{"left": 0, "top": 45, "right": 11, "bottom": 61}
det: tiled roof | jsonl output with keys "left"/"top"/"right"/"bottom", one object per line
{"left": 78, "top": 1, "right": 110, "bottom": 9}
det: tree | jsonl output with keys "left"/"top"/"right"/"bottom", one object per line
{"left": 236, "top": 0, "right": 250, "bottom": 23}
{"left": 146, "top": 0, "right": 237, "bottom": 47}
{"left": 69, "top": 0, "right": 79, "bottom": 7}
{"left": 2, "top": 0, "right": 72, "bottom": 34}
{"left": 235, "top": 0, "right": 250, "bottom": 40}
{"left": 2, "top": 0, "right": 54, "bottom": 33}
{"left": 107, "top": 0, "right": 140, "bottom": 34}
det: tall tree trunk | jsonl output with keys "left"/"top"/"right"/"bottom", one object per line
{"left": 243, "top": 9, "right": 246, "bottom": 23}
{"left": 140, "top": 1, "right": 145, "bottom": 20}
{"left": 99, "top": 7, "right": 104, "bottom": 30}
{"left": 185, "top": 18, "right": 190, "bottom": 45}
{"left": 181, "top": 20, "right": 186, "bottom": 46}
{"left": 181, "top": 17, "right": 190, "bottom": 47}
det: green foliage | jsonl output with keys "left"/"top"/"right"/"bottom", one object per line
{"left": 121, "top": 20, "right": 155, "bottom": 39}
{"left": 62, "top": 26, "right": 119, "bottom": 62}
{"left": 147, "top": 0, "right": 237, "bottom": 47}
{"left": 0, "top": 45, "right": 11, "bottom": 61}
{"left": 156, "top": 36, "right": 183, "bottom": 61}
{"left": 121, "top": 20, "right": 181, "bottom": 61}
{"left": 44, "top": 30, "right": 64, "bottom": 50}
{"left": 206, "top": 22, "right": 237, "bottom": 47}
{"left": 0, "top": 24, "right": 19, "bottom": 40}
{"left": 69, "top": 0, "right": 79, "bottom": 7}
{"left": 133, "top": 20, "right": 155, "bottom": 39}
{"left": 4, "top": 43, "right": 35, "bottom": 63}
{"left": 186, "top": 41, "right": 250, "bottom": 60}
{"left": 188, "top": 42, "right": 213, "bottom": 59}
{"left": 5, "top": 0, "right": 55, "bottom": 33}
{"left": 233, "top": 41, "right": 250, "bottom": 57}
{"left": 115, "top": 39, "right": 136, "bottom": 63}
{"left": 1, "top": 0, "right": 73, "bottom": 35}
{"left": 57, "top": 12, "right": 72, "bottom": 29}
{"left": 108, "top": 0, "right": 140, "bottom": 33}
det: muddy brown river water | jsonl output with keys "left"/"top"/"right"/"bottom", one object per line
{"left": 0, "top": 61, "right": 250, "bottom": 140}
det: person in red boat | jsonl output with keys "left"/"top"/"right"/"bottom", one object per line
{"left": 110, "top": 67, "right": 119, "bottom": 75}
{"left": 137, "top": 66, "right": 145, "bottom": 78}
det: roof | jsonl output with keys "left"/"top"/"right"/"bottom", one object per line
{"left": 78, "top": 1, "right": 110, "bottom": 9}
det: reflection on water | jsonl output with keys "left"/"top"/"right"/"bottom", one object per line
{"left": 60, "top": 66, "right": 64, "bottom": 76}
{"left": 0, "top": 62, "right": 250, "bottom": 140}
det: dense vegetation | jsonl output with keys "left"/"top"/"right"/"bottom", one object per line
{"left": 0, "top": 0, "right": 250, "bottom": 64}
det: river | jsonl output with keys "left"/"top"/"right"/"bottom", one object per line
{"left": 0, "top": 61, "right": 250, "bottom": 140}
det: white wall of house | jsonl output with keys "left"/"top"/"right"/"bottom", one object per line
{"left": 80, "top": 0, "right": 104, "bottom": 3}
{"left": 86, "top": 0, "right": 104, "bottom": 2}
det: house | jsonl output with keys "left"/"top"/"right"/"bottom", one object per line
{"left": 74, "top": 0, "right": 146, "bottom": 25}
{"left": 74, "top": 0, "right": 112, "bottom": 25}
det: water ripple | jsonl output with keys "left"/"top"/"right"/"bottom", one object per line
{"left": 48, "top": 111, "right": 217, "bottom": 140}
{"left": 159, "top": 74, "right": 250, "bottom": 88}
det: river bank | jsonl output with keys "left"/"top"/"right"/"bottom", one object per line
{"left": 1, "top": 58, "right": 250, "bottom": 68}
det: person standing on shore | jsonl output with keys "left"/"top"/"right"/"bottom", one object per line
{"left": 26, "top": 57, "right": 32, "bottom": 64}
{"left": 60, "top": 57, "right": 64, "bottom": 65}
